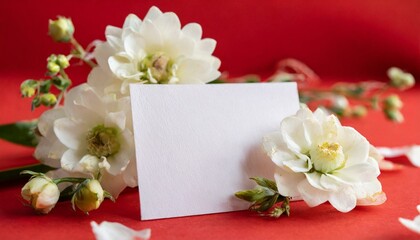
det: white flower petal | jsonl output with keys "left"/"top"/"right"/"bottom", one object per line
{"left": 91, "top": 221, "right": 151, "bottom": 240}
{"left": 104, "top": 111, "right": 126, "bottom": 130}
{"left": 304, "top": 172, "right": 325, "bottom": 190}
{"left": 38, "top": 108, "right": 65, "bottom": 136}
{"left": 297, "top": 180, "right": 329, "bottom": 207}
{"left": 283, "top": 158, "right": 311, "bottom": 172}
{"left": 100, "top": 171, "right": 128, "bottom": 198}
{"left": 123, "top": 33, "right": 146, "bottom": 60}
{"left": 123, "top": 14, "right": 142, "bottom": 30}
{"left": 399, "top": 218, "right": 420, "bottom": 235}
{"left": 281, "top": 116, "right": 311, "bottom": 154}
{"left": 328, "top": 187, "right": 357, "bottom": 212}
{"left": 274, "top": 168, "right": 305, "bottom": 198}
{"left": 339, "top": 127, "right": 369, "bottom": 167}
{"left": 144, "top": 6, "right": 163, "bottom": 22}
{"left": 177, "top": 58, "right": 213, "bottom": 83}
{"left": 61, "top": 149, "right": 84, "bottom": 172}
{"left": 407, "top": 146, "right": 420, "bottom": 167}
{"left": 334, "top": 161, "right": 379, "bottom": 183}
{"left": 54, "top": 118, "right": 87, "bottom": 150}
{"left": 35, "top": 135, "right": 66, "bottom": 168}
{"left": 197, "top": 38, "right": 216, "bottom": 55}
{"left": 93, "top": 42, "right": 116, "bottom": 74}
{"left": 182, "top": 23, "right": 202, "bottom": 41}
{"left": 319, "top": 174, "right": 347, "bottom": 191}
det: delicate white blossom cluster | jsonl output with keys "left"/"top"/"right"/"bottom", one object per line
{"left": 34, "top": 6, "right": 221, "bottom": 198}
{"left": 263, "top": 108, "right": 386, "bottom": 212}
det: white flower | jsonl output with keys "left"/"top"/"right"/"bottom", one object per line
{"left": 21, "top": 175, "right": 60, "bottom": 214}
{"left": 36, "top": 83, "right": 137, "bottom": 197}
{"left": 263, "top": 108, "right": 386, "bottom": 212}
{"left": 91, "top": 221, "right": 151, "bottom": 240}
{"left": 399, "top": 205, "right": 420, "bottom": 235}
{"left": 92, "top": 6, "right": 221, "bottom": 95}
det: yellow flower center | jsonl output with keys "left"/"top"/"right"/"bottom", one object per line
{"left": 139, "top": 53, "right": 178, "bottom": 84}
{"left": 86, "top": 125, "right": 120, "bottom": 158}
{"left": 310, "top": 142, "right": 346, "bottom": 173}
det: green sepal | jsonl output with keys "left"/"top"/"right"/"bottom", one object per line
{"left": 0, "top": 120, "right": 38, "bottom": 147}
{"left": 250, "top": 177, "right": 278, "bottom": 192}
{"left": 235, "top": 188, "right": 268, "bottom": 202}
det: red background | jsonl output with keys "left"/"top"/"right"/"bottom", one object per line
{"left": 0, "top": 0, "right": 419, "bottom": 239}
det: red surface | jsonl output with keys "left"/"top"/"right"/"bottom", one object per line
{"left": 1, "top": 1, "right": 420, "bottom": 239}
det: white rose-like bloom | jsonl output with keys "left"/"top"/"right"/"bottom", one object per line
{"left": 91, "top": 6, "right": 221, "bottom": 95}
{"left": 263, "top": 108, "right": 386, "bottom": 212}
{"left": 37, "top": 84, "right": 137, "bottom": 197}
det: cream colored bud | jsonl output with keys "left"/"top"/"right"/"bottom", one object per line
{"left": 57, "top": 54, "right": 70, "bottom": 69}
{"left": 73, "top": 179, "right": 104, "bottom": 213}
{"left": 21, "top": 176, "right": 60, "bottom": 214}
{"left": 388, "top": 67, "right": 415, "bottom": 90}
{"left": 21, "top": 86, "right": 36, "bottom": 97}
{"left": 47, "top": 62, "right": 60, "bottom": 74}
{"left": 352, "top": 105, "right": 367, "bottom": 118}
{"left": 40, "top": 93, "right": 57, "bottom": 107}
{"left": 384, "top": 94, "right": 403, "bottom": 110}
{"left": 48, "top": 17, "right": 74, "bottom": 42}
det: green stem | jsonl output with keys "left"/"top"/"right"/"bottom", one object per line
{"left": 54, "top": 177, "right": 87, "bottom": 185}
{"left": 70, "top": 38, "right": 97, "bottom": 68}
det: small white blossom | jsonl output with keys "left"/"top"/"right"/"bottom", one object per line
{"left": 263, "top": 108, "right": 386, "bottom": 212}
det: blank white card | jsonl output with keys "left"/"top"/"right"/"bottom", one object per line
{"left": 130, "top": 83, "right": 299, "bottom": 220}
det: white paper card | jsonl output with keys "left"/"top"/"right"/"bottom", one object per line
{"left": 130, "top": 83, "right": 299, "bottom": 220}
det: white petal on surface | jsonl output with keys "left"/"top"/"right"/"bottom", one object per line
{"left": 407, "top": 146, "right": 420, "bottom": 167}
{"left": 328, "top": 187, "right": 357, "bottom": 212}
{"left": 274, "top": 168, "right": 305, "bottom": 198}
{"left": 400, "top": 218, "right": 420, "bottom": 235}
{"left": 182, "top": 23, "right": 202, "bottom": 41}
{"left": 339, "top": 127, "right": 369, "bottom": 167}
{"left": 297, "top": 180, "right": 329, "bottom": 207}
{"left": 61, "top": 149, "right": 84, "bottom": 172}
{"left": 91, "top": 221, "right": 151, "bottom": 240}
{"left": 54, "top": 118, "right": 87, "bottom": 150}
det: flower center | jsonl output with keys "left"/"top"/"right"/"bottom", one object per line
{"left": 86, "top": 125, "right": 120, "bottom": 158}
{"left": 309, "top": 142, "right": 346, "bottom": 173}
{"left": 139, "top": 53, "right": 179, "bottom": 84}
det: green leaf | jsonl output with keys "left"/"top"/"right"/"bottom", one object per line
{"left": 39, "top": 80, "right": 52, "bottom": 93}
{"left": 250, "top": 177, "right": 278, "bottom": 191}
{"left": 0, "top": 120, "right": 38, "bottom": 147}
{"left": 0, "top": 164, "right": 54, "bottom": 183}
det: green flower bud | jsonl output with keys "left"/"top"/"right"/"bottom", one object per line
{"left": 21, "top": 86, "right": 36, "bottom": 97}
{"left": 388, "top": 67, "right": 415, "bottom": 90}
{"left": 20, "top": 80, "right": 38, "bottom": 97}
{"left": 57, "top": 54, "right": 70, "bottom": 69}
{"left": 40, "top": 93, "right": 57, "bottom": 107}
{"left": 47, "top": 62, "right": 60, "bottom": 75}
{"left": 384, "top": 94, "right": 403, "bottom": 110}
{"left": 52, "top": 76, "right": 71, "bottom": 91}
{"left": 384, "top": 109, "right": 404, "bottom": 123}
{"left": 21, "top": 175, "right": 60, "bottom": 214}
{"left": 48, "top": 17, "right": 74, "bottom": 42}
{"left": 73, "top": 179, "right": 104, "bottom": 213}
